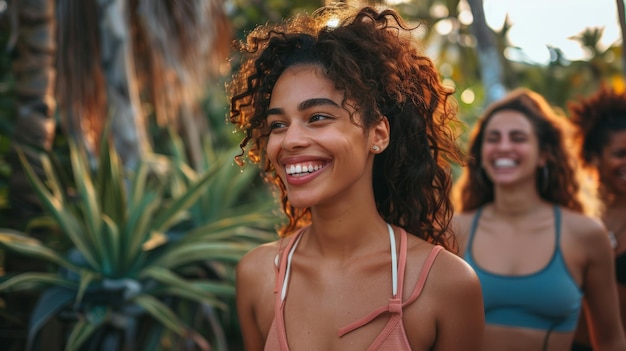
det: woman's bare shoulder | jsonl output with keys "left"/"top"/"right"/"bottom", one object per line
{"left": 237, "top": 240, "right": 283, "bottom": 277}
{"left": 453, "top": 209, "right": 478, "bottom": 223}
{"left": 451, "top": 209, "right": 479, "bottom": 254}
{"left": 559, "top": 208, "right": 612, "bottom": 260}
{"left": 451, "top": 210, "right": 479, "bottom": 231}
{"left": 403, "top": 240, "right": 484, "bottom": 348}
{"left": 430, "top": 247, "right": 480, "bottom": 287}
{"left": 405, "top": 240, "right": 483, "bottom": 318}
{"left": 559, "top": 207, "right": 607, "bottom": 239}
{"left": 406, "top": 238, "right": 479, "bottom": 288}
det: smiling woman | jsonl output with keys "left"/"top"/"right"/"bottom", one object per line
{"left": 452, "top": 88, "right": 626, "bottom": 351}
{"left": 227, "top": 3, "right": 484, "bottom": 351}
{"left": 568, "top": 84, "right": 626, "bottom": 351}
{"left": 265, "top": 66, "right": 373, "bottom": 207}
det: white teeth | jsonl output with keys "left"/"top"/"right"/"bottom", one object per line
{"left": 286, "top": 163, "right": 323, "bottom": 175}
{"left": 494, "top": 158, "right": 516, "bottom": 168}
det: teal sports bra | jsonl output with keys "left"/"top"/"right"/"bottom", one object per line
{"left": 464, "top": 206, "right": 583, "bottom": 332}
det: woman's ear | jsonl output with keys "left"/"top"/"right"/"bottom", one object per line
{"left": 371, "top": 116, "right": 390, "bottom": 152}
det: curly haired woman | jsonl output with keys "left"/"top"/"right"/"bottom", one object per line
{"left": 568, "top": 84, "right": 626, "bottom": 351}
{"left": 228, "top": 4, "right": 484, "bottom": 351}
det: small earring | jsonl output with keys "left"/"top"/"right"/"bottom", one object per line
{"left": 372, "top": 145, "right": 380, "bottom": 151}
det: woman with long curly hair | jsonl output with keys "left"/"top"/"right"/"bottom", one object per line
{"left": 568, "top": 84, "right": 626, "bottom": 351}
{"left": 452, "top": 88, "right": 625, "bottom": 351}
{"left": 228, "top": 4, "right": 484, "bottom": 350}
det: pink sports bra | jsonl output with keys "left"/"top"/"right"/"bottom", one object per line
{"left": 264, "top": 224, "right": 443, "bottom": 350}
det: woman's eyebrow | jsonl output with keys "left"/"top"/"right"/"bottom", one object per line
{"left": 298, "top": 98, "right": 339, "bottom": 111}
{"left": 266, "top": 107, "right": 283, "bottom": 116}
{"left": 267, "top": 98, "right": 340, "bottom": 116}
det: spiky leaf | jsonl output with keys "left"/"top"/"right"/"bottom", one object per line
{"left": 0, "top": 230, "right": 83, "bottom": 272}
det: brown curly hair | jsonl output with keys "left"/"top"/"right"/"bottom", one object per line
{"left": 454, "top": 88, "right": 583, "bottom": 213}
{"left": 228, "top": 5, "right": 464, "bottom": 251}
{"left": 568, "top": 83, "right": 626, "bottom": 167}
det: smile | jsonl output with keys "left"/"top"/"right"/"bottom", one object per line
{"left": 493, "top": 158, "right": 516, "bottom": 168}
{"left": 285, "top": 162, "right": 327, "bottom": 176}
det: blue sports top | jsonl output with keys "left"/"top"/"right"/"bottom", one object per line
{"left": 464, "top": 206, "right": 583, "bottom": 332}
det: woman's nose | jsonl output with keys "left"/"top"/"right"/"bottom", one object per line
{"left": 496, "top": 138, "right": 512, "bottom": 150}
{"left": 281, "top": 122, "right": 310, "bottom": 150}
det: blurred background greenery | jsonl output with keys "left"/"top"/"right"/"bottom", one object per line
{"left": 0, "top": 0, "right": 622, "bottom": 350}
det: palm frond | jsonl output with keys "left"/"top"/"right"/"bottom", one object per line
{"left": 140, "top": 266, "right": 230, "bottom": 308}
{"left": 64, "top": 313, "right": 108, "bottom": 351}
{"left": 96, "top": 133, "right": 127, "bottom": 227}
{"left": 0, "top": 230, "right": 83, "bottom": 273}
{"left": 17, "top": 149, "right": 102, "bottom": 271}
{"left": 133, "top": 294, "right": 210, "bottom": 350}
{"left": 152, "top": 242, "right": 250, "bottom": 270}
{"left": 0, "top": 272, "right": 77, "bottom": 292}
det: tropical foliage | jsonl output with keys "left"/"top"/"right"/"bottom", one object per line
{"left": 0, "top": 132, "right": 278, "bottom": 350}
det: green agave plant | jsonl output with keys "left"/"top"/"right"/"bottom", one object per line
{"left": 0, "top": 132, "right": 278, "bottom": 351}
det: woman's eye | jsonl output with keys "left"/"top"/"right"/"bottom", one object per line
{"left": 485, "top": 136, "right": 499, "bottom": 143}
{"left": 268, "top": 121, "right": 287, "bottom": 131}
{"left": 310, "top": 114, "right": 331, "bottom": 123}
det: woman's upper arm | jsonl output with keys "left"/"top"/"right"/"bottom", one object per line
{"left": 581, "top": 224, "right": 626, "bottom": 350}
{"left": 236, "top": 248, "right": 269, "bottom": 351}
{"left": 433, "top": 252, "right": 485, "bottom": 351}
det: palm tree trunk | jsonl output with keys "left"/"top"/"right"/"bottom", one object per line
{"left": 616, "top": 0, "right": 626, "bottom": 78}
{"left": 4, "top": 2, "right": 65, "bottom": 350}
{"left": 467, "top": 0, "right": 506, "bottom": 105}
{"left": 8, "top": 0, "right": 57, "bottom": 226}
{"left": 97, "top": 0, "right": 151, "bottom": 170}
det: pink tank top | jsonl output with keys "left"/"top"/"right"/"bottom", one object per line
{"left": 264, "top": 225, "right": 443, "bottom": 350}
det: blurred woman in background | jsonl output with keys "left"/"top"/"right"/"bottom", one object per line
{"left": 568, "top": 84, "right": 626, "bottom": 351}
{"left": 452, "top": 88, "right": 625, "bottom": 351}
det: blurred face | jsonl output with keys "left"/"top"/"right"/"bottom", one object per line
{"left": 481, "top": 110, "right": 543, "bottom": 188}
{"left": 596, "top": 130, "right": 626, "bottom": 196}
{"left": 265, "top": 64, "right": 384, "bottom": 209}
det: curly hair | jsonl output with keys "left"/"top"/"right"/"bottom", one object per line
{"left": 454, "top": 88, "right": 583, "bottom": 213}
{"left": 228, "top": 5, "right": 464, "bottom": 251}
{"left": 568, "top": 83, "right": 626, "bottom": 167}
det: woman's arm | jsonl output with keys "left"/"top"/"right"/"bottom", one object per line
{"left": 581, "top": 223, "right": 626, "bottom": 350}
{"left": 236, "top": 248, "right": 270, "bottom": 351}
{"left": 432, "top": 252, "right": 485, "bottom": 351}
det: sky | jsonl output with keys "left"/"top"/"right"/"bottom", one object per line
{"left": 483, "top": 0, "right": 621, "bottom": 64}
{"left": 0, "top": 0, "right": 618, "bottom": 65}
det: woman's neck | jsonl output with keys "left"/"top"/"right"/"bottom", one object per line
{"left": 305, "top": 203, "right": 389, "bottom": 259}
{"left": 492, "top": 183, "right": 545, "bottom": 217}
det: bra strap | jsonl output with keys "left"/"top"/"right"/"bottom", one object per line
{"left": 402, "top": 245, "right": 443, "bottom": 306}
{"left": 338, "top": 239, "right": 443, "bottom": 337}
